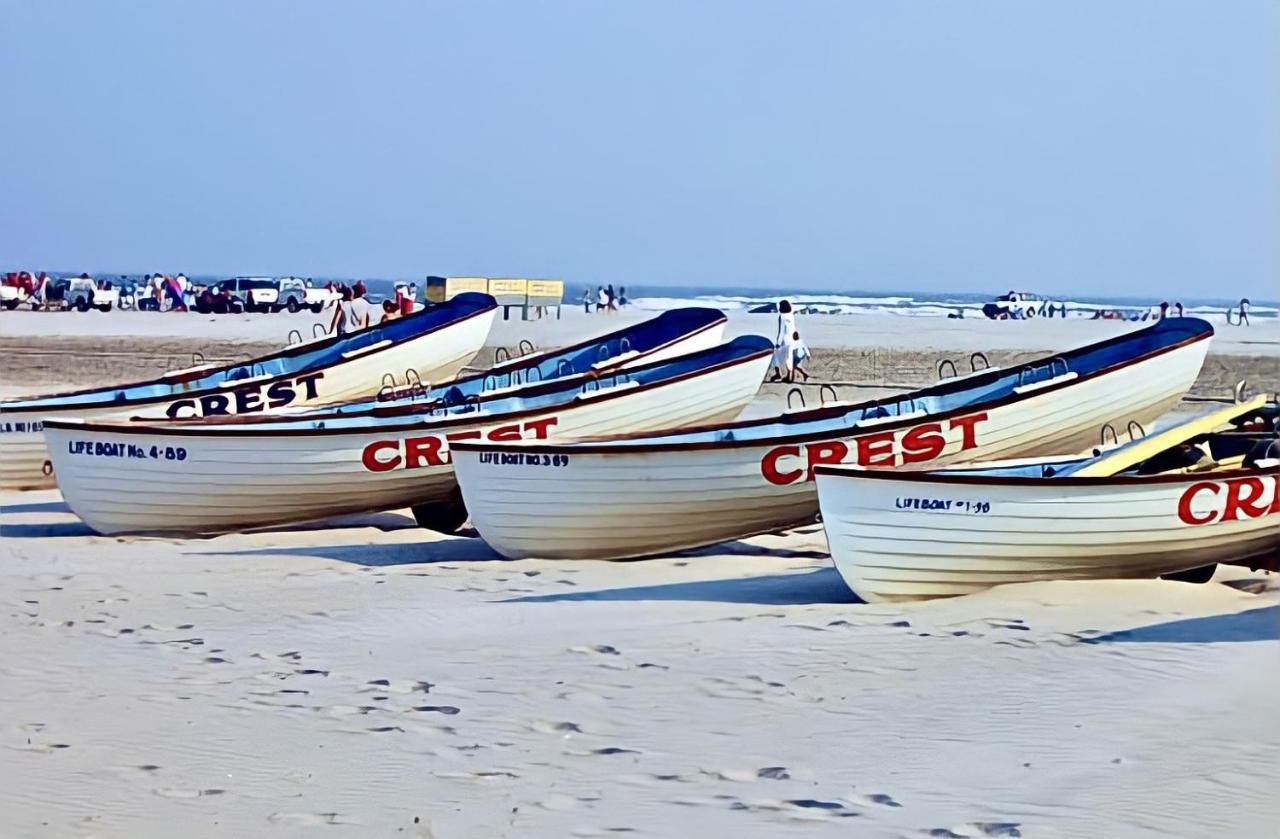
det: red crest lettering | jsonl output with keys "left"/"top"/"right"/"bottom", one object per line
{"left": 1178, "top": 475, "right": 1280, "bottom": 526}
{"left": 360, "top": 417, "right": 559, "bottom": 473}
{"left": 760, "top": 410, "right": 989, "bottom": 486}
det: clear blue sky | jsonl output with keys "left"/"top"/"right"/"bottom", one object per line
{"left": 2, "top": 0, "right": 1275, "bottom": 298}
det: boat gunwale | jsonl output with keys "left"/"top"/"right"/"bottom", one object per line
{"left": 812, "top": 461, "right": 1279, "bottom": 488}
{"left": 176, "top": 309, "right": 731, "bottom": 425}
{"left": 0, "top": 294, "right": 499, "bottom": 414}
{"left": 40, "top": 341, "right": 773, "bottom": 438}
{"left": 448, "top": 321, "right": 1215, "bottom": 456}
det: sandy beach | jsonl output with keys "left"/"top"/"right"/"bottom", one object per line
{"left": 1, "top": 308, "right": 1278, "bottom": 837}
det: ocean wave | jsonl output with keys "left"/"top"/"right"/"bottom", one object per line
{"left": 629, "top": 293, "right": 1276, "bottom": 319}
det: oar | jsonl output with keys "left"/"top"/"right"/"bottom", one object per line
{"left": 1071, "top": 394, "right": 1271, "bottom": 478}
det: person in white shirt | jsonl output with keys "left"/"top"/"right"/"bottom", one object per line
{"left": 770, "top": 299, "right": 798, "bottom": 381}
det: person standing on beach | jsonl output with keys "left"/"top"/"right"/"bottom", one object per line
{"left": 618, "top": 286, "right": 628, "bottom": 308}
{"left": 1239, "top": 298, "right": 1250, "bottom": 326}
{"left": 596, "top": 286, "right": 607, "bottom": 312}
{"left": 581, "top": 287, "right": 592, "bottom": 313}
{"left": 769, "top": 299, "right": 798, "bottom": 381}
{"left": 605, "top": 284, "right": 617, "bottom": 312}
{"left": 330, "top": 287, "right": 370, "bottom": 334}
{"left": 350, "top": 282, "right": 372, "bottom": 329}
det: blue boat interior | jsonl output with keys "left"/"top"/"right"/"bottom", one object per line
{"left": 597, "top": 317, "right": 1215, "bottom": 447}
{"left": 191, "top": 334, "right": 772, "bottom": 432}
{"left": 940, "top": 427, "right": 1277, "bottom": 480}
{"left": 370, "top": 306, "right": 726, "bottom": 406}
{"left": 1, "top": 293, "right": 497, "bottom": 411}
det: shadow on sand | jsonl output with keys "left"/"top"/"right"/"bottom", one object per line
{"left": 1088, "top": 605, "right": 1279, "bottom": 644}
{"left": 247, "top": 511, "right": 422, "bottom": 536}
{"left": 200, "top": 536, "right": 503, "bottom": 567}
{"left": 503, "top": 567, "right": 860, "bottom": 606}
{"left": 0, "top": 520, "right": 95, "bottom": 538}
{"left": 0, "top": 500, "right": 71, "bottom": 516}
{"left": 671, "top": 541, "right": 829, "bottom": 560}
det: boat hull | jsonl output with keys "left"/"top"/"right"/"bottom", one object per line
{"left": 817, "top": 468, "right": 1280, "bottom": 602}
{"left": 0, "top": 308, "right": 496, "bottom": 491}
{"left": 44, "top": 349, "right": 770, "bottom": 536}
{"left": 452, "top": 335, "right": 1210, "bottom": 560}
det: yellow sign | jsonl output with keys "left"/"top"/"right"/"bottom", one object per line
{"left": 527, "top": 280, "right": 564, "bottom": 301}
{"left": 425, "top": 276, "right": 488, "bottom": 303}
{"left": 487, "top": 279, "right": 529, "bottom": 298}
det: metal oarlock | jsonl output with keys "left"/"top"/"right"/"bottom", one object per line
{"left": 1100, "top": 423, "right": 1118, "bottom": 447}
{"left": 787, "top": 387, "right": 806, "bottom": 411}
{"left": 969, "top": 351, "right": 991, "bottom": 373}
{"left": 819, "top": 384, "right": 839, "bottom": 405}
{"left": 937, "top": 358, "right": 958, "bottom": 380}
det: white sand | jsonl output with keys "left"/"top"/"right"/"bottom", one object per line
{"left": 1, "top": 493, "right": 1276, "bottom": 837}
{"left": 1, "top": 307, "right": 1277, "bottom": 836}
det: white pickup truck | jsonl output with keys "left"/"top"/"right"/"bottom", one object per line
{"left": 275, "top": 277, "right": 339, "bottom": 313}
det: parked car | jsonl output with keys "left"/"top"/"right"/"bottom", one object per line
{"left": 216, "top": 277, "right": 279, "bottom": 313}
{"left": 982, "top": 291, "right": 1056, "bottom": 319}
{"left": 274, "top": 277, "right": 339, "bottom": 313}
{"left": 42, "top": 277, "right": 118, "bottom": 312}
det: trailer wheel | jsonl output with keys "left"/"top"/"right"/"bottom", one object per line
{"left": 97, "top": 303, "right": 113, "bottom": 312}
{"left": 287, "top": 298, "right": 301, "bottom": 313}
{"left": 75, "top": 298, "right": 90, "bottom": 312}
{"left": 411, "top": 489, "right": 470, "bottom": 534}
{"left": 2, "top": 300, "right": 16, "bottom": 310}
{"left": 310, "top": 303, "right": 324, "bottom": 313}
{"left": 1161, "top": 564, "right": 1217, "bottom": 584}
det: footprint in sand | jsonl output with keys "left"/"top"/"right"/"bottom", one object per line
{"left": 569, "top": 645, "right": 621, "bottom": 656}
{"left": 432, "top": 769, "right": 519, "bottom": 781}
{"left": 847, "top": 789, "right": 902, "bottom": 808}
{"left": 268, "top": 812, "right": 349, "bottom": 826}
{"left": 532, "top": 721, "right": 583, "bottom": 735}
{"left": 928, "top": 824, "right": 1021, "bottom": 838}
{"left": 153, "top": 787, "right": 226, "bottom": 799}
{"left": 360, "top": 678, "right": 433, "bottom": 694}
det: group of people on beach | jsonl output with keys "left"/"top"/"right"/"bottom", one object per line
{"left": 328, "top": 281, "right": 419, "bottom": 334}
{"left": 580, "top": 285, "right": 627, "bottom": 313}
{"left": 1088, "top": 298, "right": 1252, "bottom": 325}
